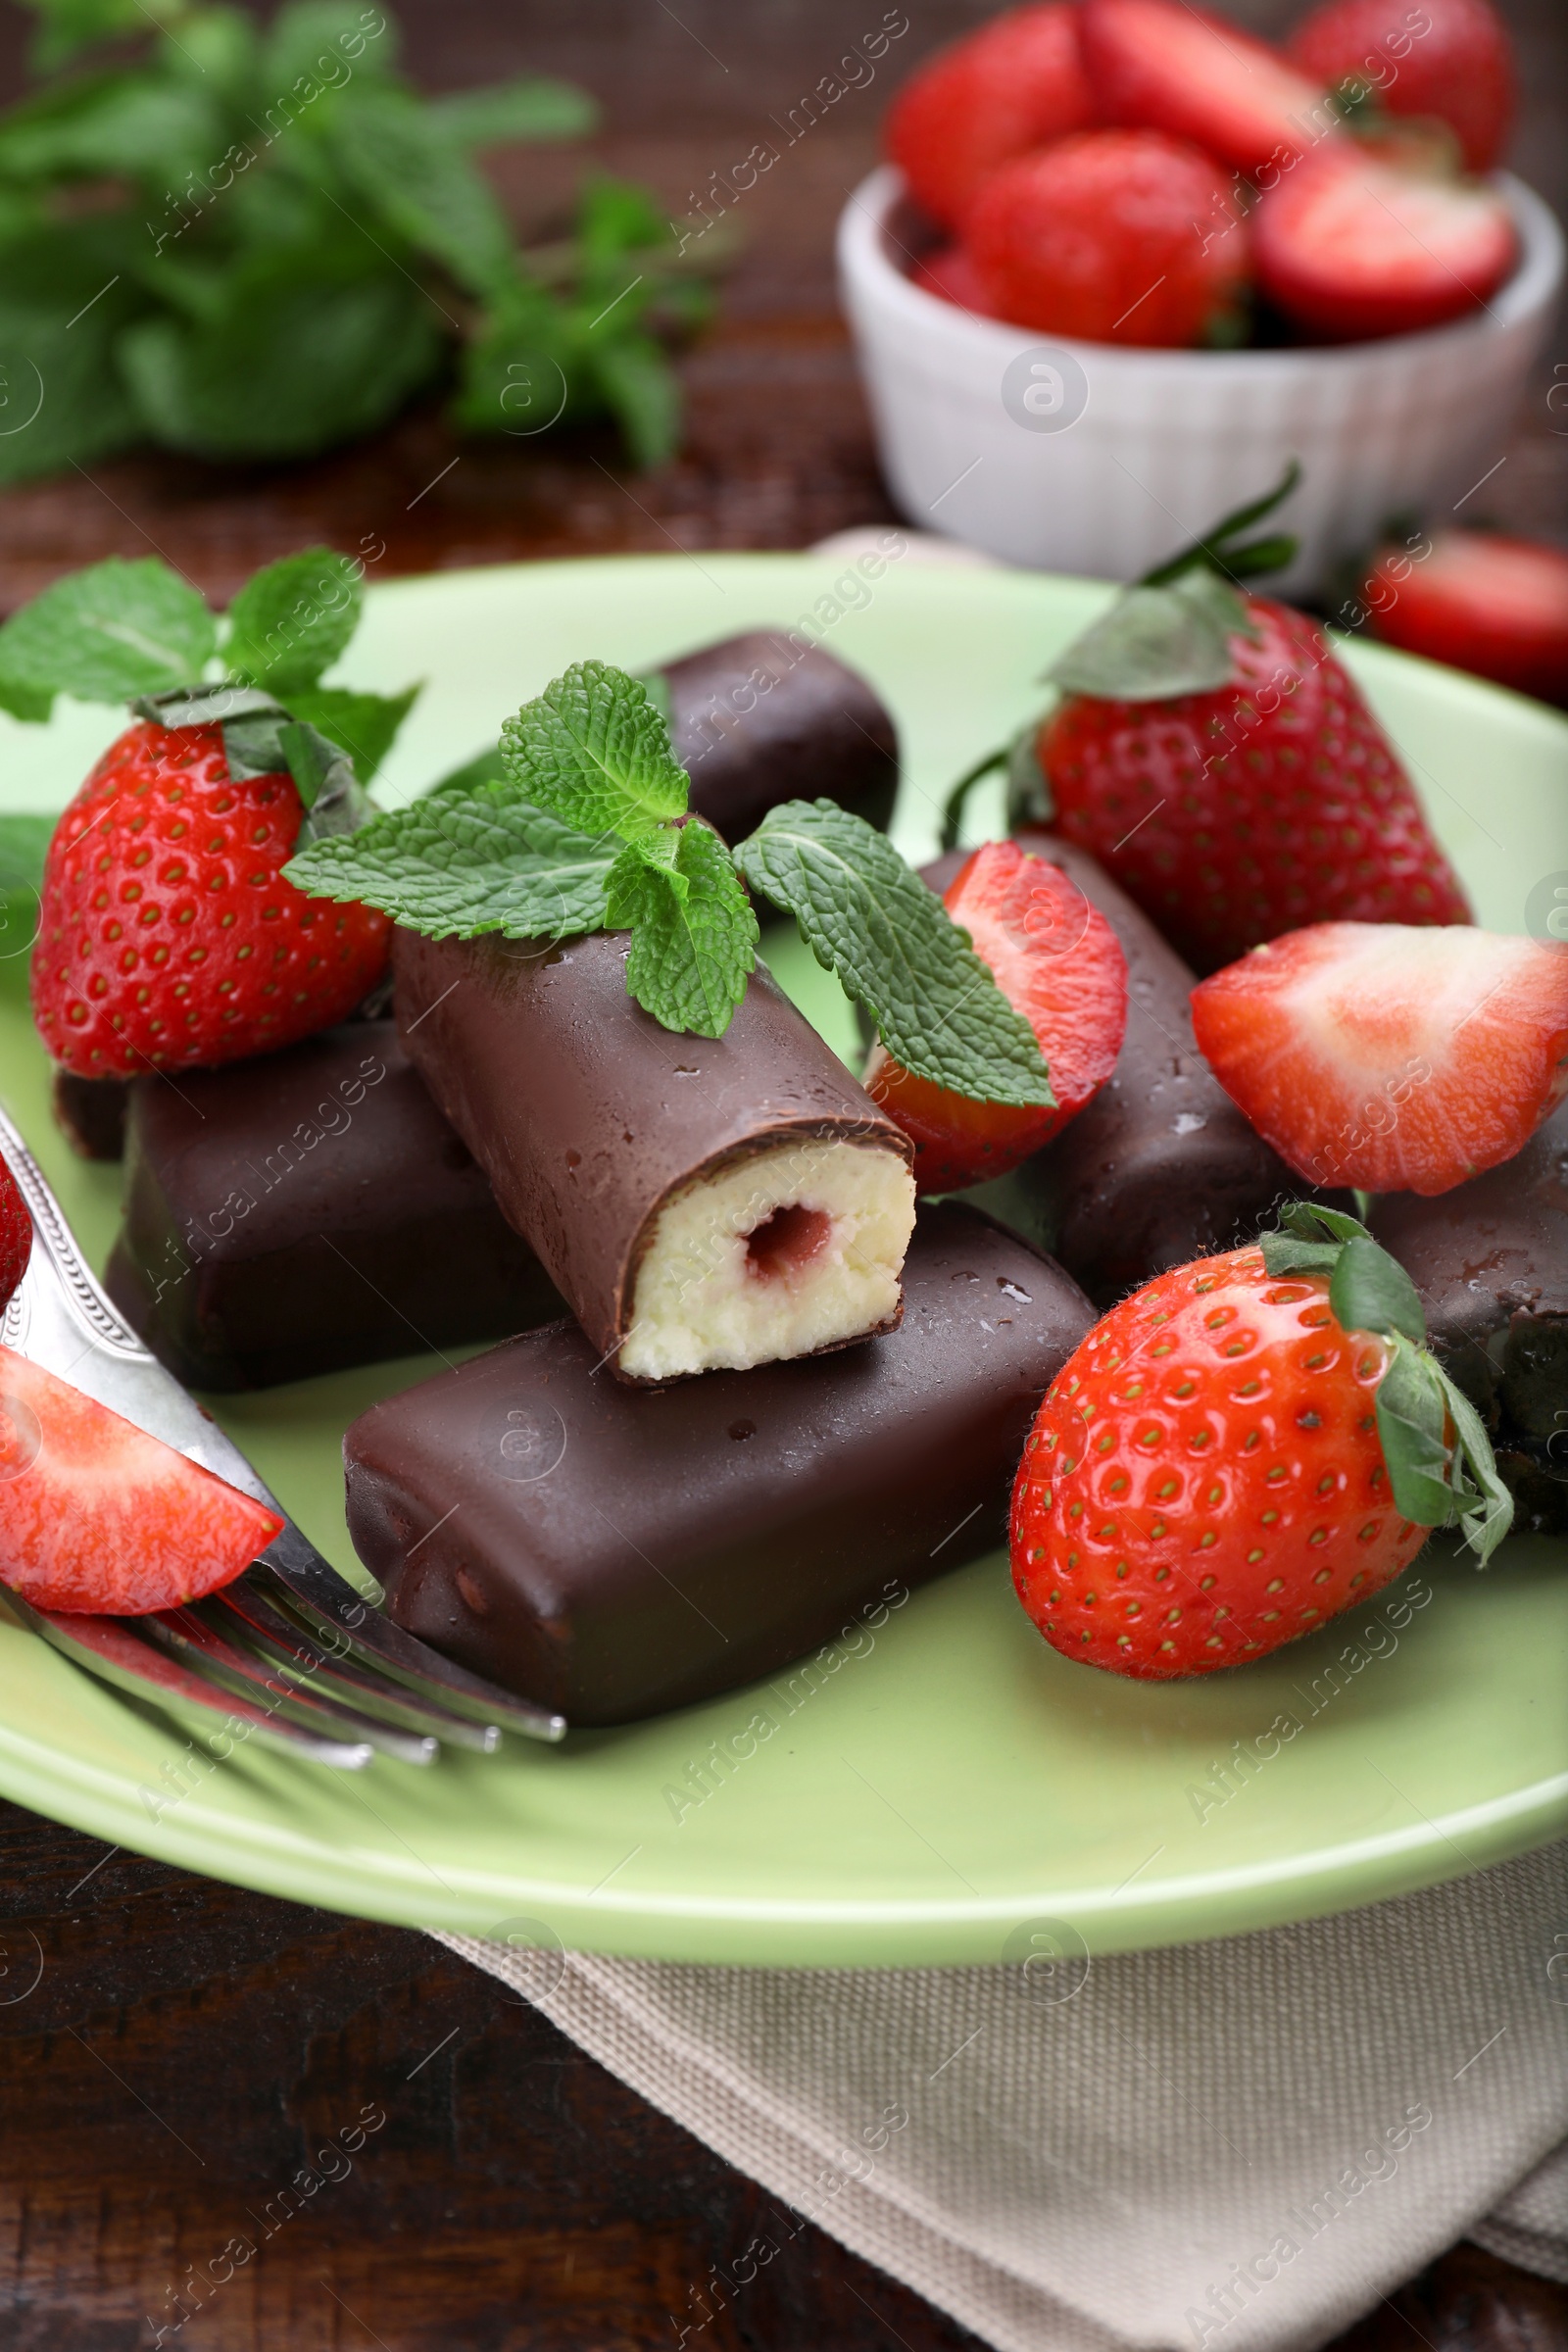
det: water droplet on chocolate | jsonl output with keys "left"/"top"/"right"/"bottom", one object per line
{"left": 728, "top": 1418, "right": 757, "bottom": 1442}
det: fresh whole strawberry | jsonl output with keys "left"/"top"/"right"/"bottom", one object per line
{"left": 1009, "top": 1203, "right": 1511, "bottom": 1679}
{"left": 0, "top": 1164, "right": 29, "bottom": 1314}
{"left": 1191, "top": 920, "right": 1568, "bottom": 1194}
{"left": 0, "top": 1344, "right": 282, "bottom": 1613}
{"left": 886, "top": 3, "right": 1099, "bottom": 232}
{"left": 1288, "top": 0, "right": 1515, "bottom": 173}
{"left": 1080, "top": 0, "right": 1329, "bottom": 177}
{"left": 32, "top": 718, "right": 390, "bottom": 1077}
{"left": 964, "top": 129, "right": 1250, "bottom": 347}
{"left": 864, "top": 841, "right": 1128, "bottom": 1190}
{"left": 1362, "top": 531, "right": 1568, "bottom": 708}
{"left": 940, "top": 475, "right": 1473, "bottom": 971}
{"left": 1252, "top": 134, "right": 1517, "bottom": 341}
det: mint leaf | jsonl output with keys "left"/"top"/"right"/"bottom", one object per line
{"left": 0, "top": 555, "right": 215, "bottom": 708}
{"left": 423, "top": 741, "right": 507, "bottom": 797}
{"left": 590, "top": 332, "right": 681, "bottom": 471}
{"left": 734, "top": 800, "right": 1053, "bottom": 1108}
{"left": 427, "top": 77, "right": 598, "bottom": 148}
{"left": 288, "top": 685, "right": 419, "bottom": 784}
{"left": 499, "top": 661, "right": 689, "bottom": 843}
{"left": 328, "top": 86, "right": 516, "bottom": 300}
{"left": 223, "top": 548, "right": 364, "bottom": 696}
{"left": 284, "top": 787, "right": 617, "bottom": 941}
{"left": 606, "top": 819, "right": 757, "bottom": 1037}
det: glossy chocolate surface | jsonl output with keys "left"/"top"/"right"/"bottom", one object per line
{"left": 922, "top": 834, "right": 1313, "bottom": 1303}
{"left": 105, "top": 1021, "right": 563, "bottom": 1390}
{"left": 392, "top": 926, "right": 911, "bottom": 1379}
{"left": 52, "top": 1069, "right": 128, "bottom": 1161}
{"left": 662, "top": 629, "right": 898, "bottom": 844}
{"left": 345, "top": 1202, "right": 1094, "bottom": 1726}
{"left": 1371, "top": 1102, "right": 1568, "bottom": 1533}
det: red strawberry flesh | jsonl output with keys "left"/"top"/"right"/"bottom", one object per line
{"left": 1253, "top": 139, "right": 1517, "bottom": 341}
{"left": 0, "top": 1164, "right": 29, "bottom": 1316}
{"left": 1009, "top": 1245, "right": 1427, "bottom": 1678}
{"left": 1081, "top": 0, "right": 1329, "bottom": 175}
{"left": 1364, "top": 532, "right": 1568, "bottom": 707}
{"left": 0, "top": 1345, "right": 283, "bottom": 1613}
{"left": 1191, "top": 921, "right": 1568, "bottom": 1195}
{"left": 863, "top": 841, "right": 1128, "bottom": 1191}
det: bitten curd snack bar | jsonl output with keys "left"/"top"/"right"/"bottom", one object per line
{"left": 343, "top": 1201, "right": 1095, "bottom": 1724}
{"left": 392, "top": 926, "right": 917, "bottom": 1385}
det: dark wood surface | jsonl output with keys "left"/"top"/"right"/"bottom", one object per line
{"left": 0, "top": 3, "right": 1564, "bottom": 2345}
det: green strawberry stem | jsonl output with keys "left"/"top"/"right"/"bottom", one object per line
{"left": 1258, "top": 1200, "right": 1514, "bottom": 1563}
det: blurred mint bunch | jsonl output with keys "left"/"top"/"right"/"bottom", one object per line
{"left": 0, "top": 0, "right": 725, "bottom": 480}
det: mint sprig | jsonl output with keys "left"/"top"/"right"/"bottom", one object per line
{"left": 286, "top": 660, "right": 1051, "bottom": 1102}
{"left": 1259, "top": 1200, "right": 1514, "bottom": 1564}
{"left": 734, "top": 801, "right": 1053, "bottom": 1107}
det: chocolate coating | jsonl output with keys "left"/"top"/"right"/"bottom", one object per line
{"left": 345, "top": 1202, "right": 1094, "bottom": 1725}
{"left": 662, "top": 630, "right": 898, "bottom": 843}
{"left": 392, "top": 927, "right": 912, "bottom": 1380}
{"left": 922, "top": 834, "right": 1319, "bottom": 1303}
{"left": 1370, "top": 1102, "right": 1568, "bottom": 1534}
{"left": 105, "top": 1021, "right": 563, "bottom": 1391}
{"left": 52, "top": 1069, "right": 128, "bottom": 1161}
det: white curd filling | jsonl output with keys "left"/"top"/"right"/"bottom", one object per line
{"left": 617, "top": 1137, "right": 916, "bottom": 1382}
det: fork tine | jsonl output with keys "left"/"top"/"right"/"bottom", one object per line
{"left": 209, "top": 1577, "right": 500, "bottom": 1753}
{"left": 258, "top": 1525, "right": 564, "bottom": 1742}
{"left": 140, "top": 1608, "right": 439, "bottom": 1766}
{"left": 11, "top": 1597, "right": 373, "bottom": 1768}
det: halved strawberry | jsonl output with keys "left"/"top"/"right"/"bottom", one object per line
{"left": 1288, "top": 0, "right": 1515, "bottom": 174}
{"left": 0, "top": 1166, "right": 28, "bottom": 1315}
{"left": 0, "top": 1346, "right": 282, "bottom": 1613}
{"left": 886, "top": 3, "right": 1100, "bottom": 232}
{"left": 1363, "top": 532, "right": 1568, "bottom": 708}
{"left": 1252, "top": 135, "right": 1517, "bottom": 341}
{"left": 863, "top": 841, "right": 1128, "bottom": 1190}
{"left": 1191, "top": 922, "right": 1568, "bottom": 1195}
{"left": 1080, "top": 0, "right": 1328, "bottom": 176}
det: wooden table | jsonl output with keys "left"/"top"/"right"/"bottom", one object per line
{"left": 0, "top": 3, "right": 1563, "bottom": 2343}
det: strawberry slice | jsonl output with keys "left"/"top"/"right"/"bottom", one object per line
{"left": 1253, "top": 136, "right": 1517, "bottom": 341}
{"left": 0, "top": 1347, "right": 283, "bottom": 1613}
{"left": 1363, "top": 532, "right": 1568, "bottom": 708}
{"left": 1191, "top": 922, "right": 1568, "bottom": 1195}
{"left": 0, "top": 1164, "right": 28, "bottom": 1315}
{"left": 1080, "top": 0, "right": 1328, "bottom": 176}
{"left": 863, "top": 841, "right": 1128, "bottom": 1190}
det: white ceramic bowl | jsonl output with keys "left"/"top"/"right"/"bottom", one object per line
{"left": 838, "top": 165, "right": 1564, "bottom": 594}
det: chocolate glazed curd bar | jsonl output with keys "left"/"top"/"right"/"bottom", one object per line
{"left": 923, "top": 833, "right": 1312, "bottom": 1304}
{"left": 105, "top": 1020, "right": 564, "bottom": 1389}
{"left": 392, "top": 927, "right": 917, "bottom": 1384}
{"left": 344, "top": 1201, "right": 1095, "bottom": 1725}
{"left": 1371, "top": 1102, "right": 1568, "bottom": 1534}
{"left": 661, "top": 629, "right": 899, "bottom": 844}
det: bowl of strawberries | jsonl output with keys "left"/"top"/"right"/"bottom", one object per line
{"left": 838, "top": 0, "right": 1563, "bottom": 590}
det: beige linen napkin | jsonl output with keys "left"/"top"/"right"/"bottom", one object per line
{"left": 439, "top": 1837, "right": 1568, "bottom": 2352}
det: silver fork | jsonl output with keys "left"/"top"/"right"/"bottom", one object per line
{"left": 0, "top": 1101, "right": 565, "bottom": 1765}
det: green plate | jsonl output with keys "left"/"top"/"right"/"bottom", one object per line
{"left": 0, "top": 552, "right": 1564, "bottom": 1967}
